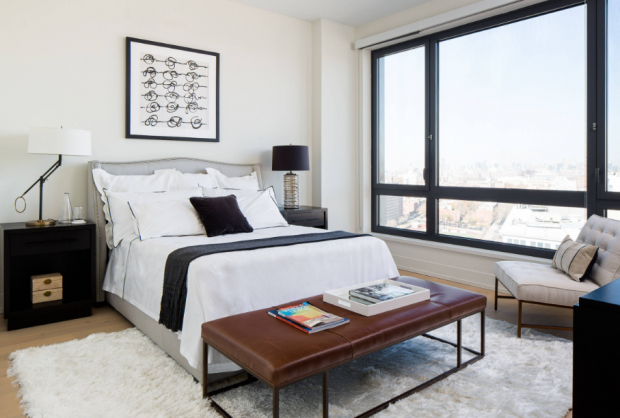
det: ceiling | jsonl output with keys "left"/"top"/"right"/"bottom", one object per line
{"left": 228, "top": 0, "right": 432, "bottom": 27}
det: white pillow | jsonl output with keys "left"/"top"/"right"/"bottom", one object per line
{"left": 92, "top": 168, "right": 179, "bottom": 247}
{"left": 129, "top": 199, "right": 206, "bottom": 241}
{"left": 206, "top": 168, "right": 260, "bottom": 190}
{"left": 154, "top": 169, "right": 218, "bottom": 189}
{"left": 237, "top": 189, "right": 288, "bottom": 230}
{"left": 202, "top": 186, "right": 277, "bottom": 201}
{"left": 104, "top": 188, "right": 202, "bottom": 247}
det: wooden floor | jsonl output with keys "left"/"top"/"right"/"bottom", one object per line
{"left": 0, "top": 271, "right": 572, "bottom": 418}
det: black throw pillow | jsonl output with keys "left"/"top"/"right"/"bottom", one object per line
{"left": 190, "top": 196, "right": 253, "bottom": 237}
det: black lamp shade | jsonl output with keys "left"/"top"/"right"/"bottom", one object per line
{"left": 272, "top": 145, "right": 310, "bottom": 171}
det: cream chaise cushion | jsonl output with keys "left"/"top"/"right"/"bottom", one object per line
{"left": 494, "top": 261, "right": 599, "bottom": 306}
{"left": 575, "top": 215, "right": 620, "bottom": 287}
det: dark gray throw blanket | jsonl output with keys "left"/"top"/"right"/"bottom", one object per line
{"left": 159, "top": 231, "right": 370, "bottom": 331}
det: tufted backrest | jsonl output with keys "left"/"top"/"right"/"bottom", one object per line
{"left": 576, "top": 214, "right": 620, "bottom": 287}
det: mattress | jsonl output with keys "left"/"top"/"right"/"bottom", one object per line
{"left": 103, "top": 225, "right": 399, "bottom": 373}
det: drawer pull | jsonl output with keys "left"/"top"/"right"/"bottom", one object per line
{"left": 26, "top": 238, "right": 77, "bottom": 245}
{"left": 44, "top": 291, "right": 51, "bottom": 297}
{"left": 292, "top": 218, "right": 321, "bottom": 222}
{"left": 44, "top": 279, "right": 52, "bottom": 284}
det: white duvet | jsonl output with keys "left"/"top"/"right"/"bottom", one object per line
{"left": 103, "top": 226, "right": 399, "bottom": 372}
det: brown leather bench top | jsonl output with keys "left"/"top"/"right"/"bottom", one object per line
{"left": 201, "top": 277, "right": 486, "bottom": 387}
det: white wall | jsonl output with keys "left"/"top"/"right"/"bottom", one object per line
{"left": 312, "top": 20, "right": 358, "bottom": 232}
{"left": 0, "top": 0, "right": 314, "bottom": 313}
{"left": 0, "top": 0, "right": 313, "bottom": 226}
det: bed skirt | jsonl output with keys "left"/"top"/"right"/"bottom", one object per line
{"left": 106, "top": 292, "right": 242, "bottom": 384}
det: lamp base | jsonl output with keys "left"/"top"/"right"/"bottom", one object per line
{"left": 25, "top": 219, "right": 56, "bottom": 227}
{"left": 283, "top": 172, "right": 299, "bottom": 209}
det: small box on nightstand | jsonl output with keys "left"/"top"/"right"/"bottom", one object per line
{"left": 31, "top": 272, "right": 63, "bottom": 308}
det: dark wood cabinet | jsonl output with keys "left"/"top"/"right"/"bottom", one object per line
{"left": 279, "top": 206, "right": 328, "bottom": 229}
{"left": 573, "top": 279, "right": 620, "bottom": 417}
{"left": 1, "top": 222, "right": 96, "bottom": 331}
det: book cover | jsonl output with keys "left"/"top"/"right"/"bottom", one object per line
{"left": 349, "top": 283, "right": 415, "bottom": 303}
{"left": 268, "top": 309, "right": 349, "bottom": 334}
{"left": 276, "top": 302, "right": 343, "bottom": 328}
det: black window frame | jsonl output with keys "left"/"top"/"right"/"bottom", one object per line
{"left": 371, "top": 0, "right": 613, "bottom": 258}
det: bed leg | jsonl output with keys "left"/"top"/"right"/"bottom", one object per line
{"left": 494, "top": 277, "right": 499, "bottom": 311}
{"left": 203, "top": 340, "right": 209, "bottom": 399}
{"left": 518, "top": 300, "right": 523, "bottom": 338}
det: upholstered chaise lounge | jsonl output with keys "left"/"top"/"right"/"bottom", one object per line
{"left": 494, "top": 215, "right": 620, "bottom": 337}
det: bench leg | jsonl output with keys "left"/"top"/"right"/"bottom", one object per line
{"left": 457, "top": 319, "right": 462, "bottom": 368}
{"left": 203, "top": 340, "right": 209, "bottom": 398}
{"left": 323, "top": 370, "right": 329, "bottom": 417}
{"left": 273, "top": 387, "right": 279, "bottom": 418}
{"left": 481, "top": 310, "right": 485, "bottom": 356}
{"left": 518, "top": 300, "right": 523, "bottom": 338}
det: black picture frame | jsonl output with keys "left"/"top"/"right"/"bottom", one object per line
{"left": 125, "top": 37, "right": 220, "bottom": 142}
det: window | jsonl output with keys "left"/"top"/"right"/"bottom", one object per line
{"left": 377, "top": 46, "right": 426, "bottom": 186}
{"left": 439, "top": 7, "right": 586, "bottom": 191}
{"left": 372, "top": 0, "right": 612, "bottom": 258}
{"left": 607, "top": 1, "right": 620, "bottom": 191}
{"left": 379, "top": 196, "right": 427, "bottom": 231}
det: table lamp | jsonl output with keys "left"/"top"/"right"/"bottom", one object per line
{"left": 272, "top": 145, "right": 309, "bottom": 209}
{"left": 15, "top": 127, "right": 92, "bottom": 227}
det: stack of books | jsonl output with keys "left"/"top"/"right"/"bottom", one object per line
{"left": 268, "top": 302, "right": 349, "bottom": 334}
{"left": 347, "top": 283, "right": 416, "bottom": 305}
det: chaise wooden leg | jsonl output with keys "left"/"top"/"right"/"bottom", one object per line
{"left": 494, "top": 277, "right": 499, "bottom": 311}
{"left": 518, "top": 300, "right": 523, "bottom": 338}
{"left": 323, "top": 370, "right": 329, "bottom": 417}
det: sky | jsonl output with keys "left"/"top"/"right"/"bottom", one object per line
{"left": 380, "top": 3, "right": 619, "bottom": 178}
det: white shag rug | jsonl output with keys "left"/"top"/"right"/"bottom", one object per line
{"left": 8, "top": 316, "right": 572, "bottom": 418}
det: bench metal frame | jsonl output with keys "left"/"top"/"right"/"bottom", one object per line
{"left": 202, "top": 309, "right": 485, "bottom": 418}
{"left": 494, "top": 277, "right": 573, "bottom": 338}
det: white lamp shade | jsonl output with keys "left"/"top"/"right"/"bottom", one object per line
{"left": 28, "top": 127, "right": 91, "bottom": 156}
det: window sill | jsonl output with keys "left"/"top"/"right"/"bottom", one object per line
{"left": 371, "top": 232, "right": 551, "bottom": 265}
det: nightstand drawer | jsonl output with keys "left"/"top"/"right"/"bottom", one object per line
{"left": 286, "top": 211, "right": 325, "bottom": 228}
{"left": 32, "top": 288, "right": 63, "bottom": 304}
{"left": 31, "top": 272, "right": 63, "bottom": 291}
{"left": 11, "top": 229, "right": 90, "bottom": 256}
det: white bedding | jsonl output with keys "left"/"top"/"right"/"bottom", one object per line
{"left": 103, "top": 226, "right": 399, "bottom": 372}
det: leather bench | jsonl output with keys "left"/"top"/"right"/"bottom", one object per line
{"left": 201, "top": 276, "right": 487, "bottom": 417}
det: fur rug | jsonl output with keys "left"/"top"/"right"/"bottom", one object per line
{"left": 8, "top": 315, "right": 572, "bottom": 418}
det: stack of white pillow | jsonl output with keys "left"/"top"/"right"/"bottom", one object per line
{"left": 92, "top": 167, "right": 288, "bottom": 248}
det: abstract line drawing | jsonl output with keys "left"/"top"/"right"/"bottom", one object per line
{"left": 126, "top": 37, "right": 219, "bottom": 142}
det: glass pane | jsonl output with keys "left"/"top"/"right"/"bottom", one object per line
{"left": 438, "top": 200, "right": 586, "bottom": 248}
{"left": 608, "top": 1, "right": 620, "bottom": 191}
{"left": 607, "top": 210, "right": 620, "bottom": 220}
{"left": 378, "top": 46, "right": 426, "bottom": 185}
{"left": 438, "top": 6, "right": 586, "bottom": 191}
{"left": 379, "top": 196, "right": 426, "bottom": 231}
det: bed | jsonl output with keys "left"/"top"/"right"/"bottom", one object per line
{"left": 87, "top": 157, "right": 399, "bottom": 383}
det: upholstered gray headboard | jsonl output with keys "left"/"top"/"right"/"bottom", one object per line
{"left": 87, "top": 157, "right": 263, "bottom": 303}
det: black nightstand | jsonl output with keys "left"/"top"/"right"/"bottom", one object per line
{"left": 1, "top": 221, "right": 96, "bottom": 331}
{"left": 279, "top": 206, "right": 328, "bottom": 229}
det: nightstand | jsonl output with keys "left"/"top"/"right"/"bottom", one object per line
{"left": 1, "top": 221, "right": 96, "bottom": 331}
{"left": 279, "top": 206, "right": 328, "bottom": 229}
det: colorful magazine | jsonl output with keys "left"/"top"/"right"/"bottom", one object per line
{"left": 349, "top": 283, "right": 415, "bottom": 303}
{"left": 268, "top": 309, "right": 349, "bottom": 334}
{"left": 276, "top": 302, "right": 344, "bottom": 328}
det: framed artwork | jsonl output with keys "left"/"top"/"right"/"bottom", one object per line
{"left": 126, "top": 37, "right": 219, "bottom": 142}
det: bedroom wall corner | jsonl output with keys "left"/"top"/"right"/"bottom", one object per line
{"left": 311, "top": 19, "right": 358, "bottom": 232}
